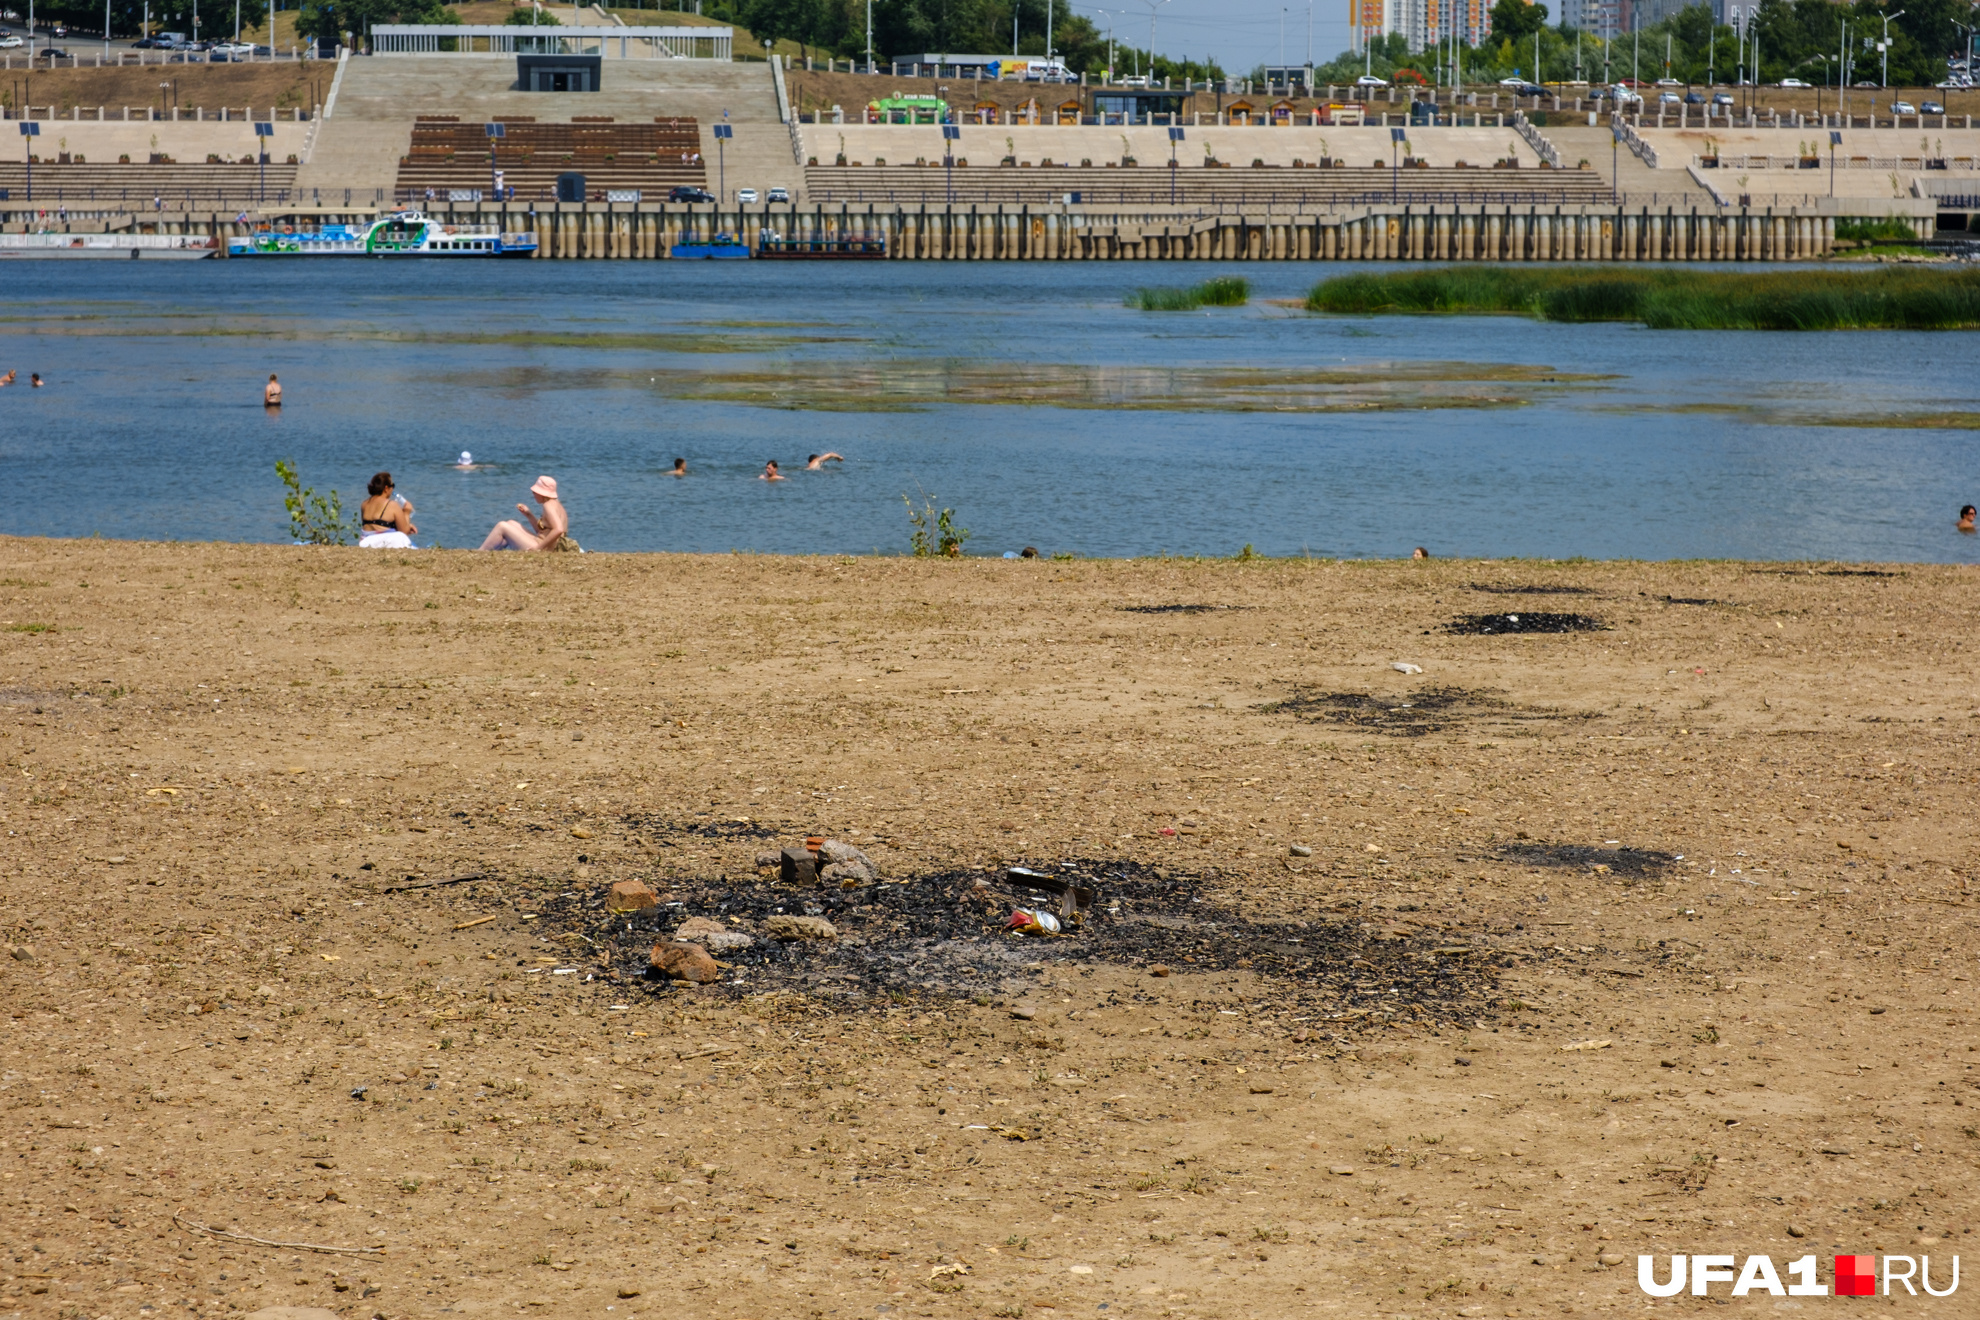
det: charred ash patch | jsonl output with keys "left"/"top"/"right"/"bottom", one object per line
{"left": 1466, "top": 583, "right": 1599, "bottom": 596}
{"left": 1260, "top": 685, "right": 1507, "bottom": 737}
{"left": 1445, "top": 612, "right": 1608, "bottom": 635}
{"left": 1260, "top": 685, "right": 1596, "bottom": 738}
{"left": 1494, "top": 842, "right": 1677, "bottom": 879}
{"left": 1117, "top": 604, "right": 1254, "bottom": 615}
{"left": 519, "top": 858, "right": 1501, "bottom": 1027}
{"left": 621, "top": 811, "right": 778, "bottom": 840}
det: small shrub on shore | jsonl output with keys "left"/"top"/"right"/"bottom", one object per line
{"left": 1835, "top": 216, "right": 1921, "bottom": 243}
{"left": 1130, "top": 276, "right": 1250, "bottom": 311}
{"left": 1304, "top": 266, "right": 1980, "bottom": 331}
{"left": 276, "top": 458, "right": 354, "bottom": 546}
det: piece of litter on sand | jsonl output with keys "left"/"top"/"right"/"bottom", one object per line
{"left": 1391, "top": 662, "right": 1423, "bottom": 674}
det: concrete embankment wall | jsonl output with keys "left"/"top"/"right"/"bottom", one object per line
{"left": 5, "top": 200, "right": 1940, "bottom": 260}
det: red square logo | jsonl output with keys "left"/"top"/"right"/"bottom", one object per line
{"left": 1835, "top": 1255, "right": 1877, "bottom": 1297}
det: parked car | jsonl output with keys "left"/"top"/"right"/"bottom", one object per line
{"left": 735, "top": 187, "right": 758, "bottom": 204}
{"left": 1355, "top": 74, "right": 1388, "bottom": 86}
{"left": 1655, "top": 77, "right": 1682, "bottom": 86}
{"left": 1614, "top": 84, "right": 1642, "bottom": 104}
{"left": 1852, "top": 80, "right": 1877, "bottom": 88}
{"left": 36, "top": 46, "right": 69, "bottom": 59}
{"left": 1683, "top": 91, "right": 1705, "bottom": 104}
{"left": 1778, "top": 78, "right": 1808, "bottom": 87}
{"left": 766, "top": 185, "right": 790, "bottom": 203}
{"left": 1119, "top": 75, "right": 1150, "bottom": 88}
{"left": 1711, "top": 91, "right": 1734, "bottom": 105}
{"left": 1658, "top": 91, "right": 1681, "bottom": 104}
{"left": 49, "top": 22, "right": 64, "bottom": 35}
{"left": 0, "top": 33, "right": 20, "bottom": 47}
{"left": 1507, "top": 82, "right": 1544, "bottom": 96}
{"left": 1891, "top": 100, "right": 1917, "bottom": 114}
{"left": 1920, "top": 100, "right": 1945, "bottom": 114}
{"left": 1497, "top": 76, "right": 1527, "bottom": 86}
{"left": 211, "top": 40, "right": 253, "bottom": 58}
{"left": 668, "top": 186, "right": 715, "bottom": 203}
{"left": 131, "top": 35, "right": 168, "bottom": 47}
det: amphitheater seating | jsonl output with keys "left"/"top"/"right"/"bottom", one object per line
{"left": 392, "top": 116, "right": 710, "bottom": 201}
{"left": 0, "top": 161, "right": 301, "bottom": 206}
{"left": 799, "top": 163, "right": 1617, "bottom": 208}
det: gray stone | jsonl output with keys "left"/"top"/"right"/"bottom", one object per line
{"left": 763, "top": 914, "right": 837, "bottom": 942}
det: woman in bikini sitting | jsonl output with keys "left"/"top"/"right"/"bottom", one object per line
{"left": 479, "top": 475, "right": 570, "bottom": 551}
{"left": 358, "top": 472, "right": 417, "bottom": 549}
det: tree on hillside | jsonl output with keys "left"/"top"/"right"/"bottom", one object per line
{"left": 1489, "top": 0, "right": 1547, "bottom": 44}
{"left": 295, "top": 0, "right": 456, "bottom": 43}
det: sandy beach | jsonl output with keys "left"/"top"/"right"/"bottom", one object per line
{"left": 2, "top": 539, "right": 1974, "bottom": 1317}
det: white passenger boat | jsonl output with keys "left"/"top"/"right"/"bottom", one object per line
{"left": 0, "top": 232, "right": 217, "bottom": 259}
{"left": 228, "top": 209, "right": 538, "bottom": 257}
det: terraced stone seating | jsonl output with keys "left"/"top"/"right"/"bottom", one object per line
{"left": 800, "top": 163, "right": 1616, "bottom": 208}
{"left": 394, "top": 115, "right": 710, "bottom": 200}
{"left": 0, "top": 161, "right": 301, "bottom": 205}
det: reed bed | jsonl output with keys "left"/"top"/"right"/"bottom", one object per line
{"left": 1130, "top": 276, "right": 1250, "bottom": 311}
{"left": 1304, "top": 266, "right": 1980, "bottom": 330}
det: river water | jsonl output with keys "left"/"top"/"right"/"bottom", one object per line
{"left": 2, "top": 259, "right": 1976, "bottom": 562}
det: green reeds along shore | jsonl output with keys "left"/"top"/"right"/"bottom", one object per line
{"left": 1304, "top": 266, "right": 1980, "bottom": 331}
{"left": 1130, "top": 276, "right": 1250, "bottom": 311}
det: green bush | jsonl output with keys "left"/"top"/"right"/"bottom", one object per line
{"left": 1130, "top": 276, "right": 1250, "bottom": 311}
{"left": 1304, "top": 266, "right": 1980, "bottom": 331}
{"left": 276, "top": 459, "right": 354, "bottom": 545}
{"left": 1834, "top": 216, "right": 1920, "bottom": 243}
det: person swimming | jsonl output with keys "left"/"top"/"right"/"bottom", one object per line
{"left": 805, "top": 452, "right": 843, "bottom": 470}
{"left": 1960, "top": 505, "right": 1976, "bottom": 534}
{"left": 670, "top": 458, "right": 688, "bottom": 477}
{"left": 760, "top": 460, "right": 784, "bottom": 482}
{"left": 455, "top": 451, "right": 476, "bottom": 470}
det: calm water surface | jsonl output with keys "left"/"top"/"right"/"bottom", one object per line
{"left": 2, "top": 260, "right": 1976, "bottom": 562}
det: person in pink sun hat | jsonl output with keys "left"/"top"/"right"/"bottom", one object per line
{"left": 479, "top": 475, "right": 573, "bottom": 552}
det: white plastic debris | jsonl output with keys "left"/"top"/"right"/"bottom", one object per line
{"left": 1392, "top": 662, "right": 1423, "bottom": 675}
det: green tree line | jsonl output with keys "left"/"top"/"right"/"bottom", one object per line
{"left": 1313, "top": 0, "right": 1966, "bottom": 88}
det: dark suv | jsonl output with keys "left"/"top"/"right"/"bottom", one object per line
{"left": 668, "top": 186, "right": 715, "bottom": 203}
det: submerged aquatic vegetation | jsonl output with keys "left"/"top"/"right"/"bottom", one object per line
{"left": 1130, "top": 276, "right": 1250, "bottom": 311}
{"left": 1304, "top": 266, "right": 1980, "bottom": 331}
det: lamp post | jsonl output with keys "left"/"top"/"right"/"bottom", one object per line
{"left": 942, "top": 122, "right": 958, "bottom": 204}
{"left": 1879, "top": 9, "right": 1904, "bottom": 89}
{"left": 1167, "top": 124, "right": 1182, "bottom": 203}
{"left": 1828, "top": 128, "right": 1840, "bottom": 196}
{"left": 1610, "top": 116, "right": 1620, "bottom": 203}
{"left": 1390, "top": 124, "right": 1404, "bottom": 202}
{"left": 20, "top": 121, "right": 38, "bottom": 203}
{"left": 863, "top": 0, "right": 870, "bottom": 74}
{"left": 1135, "top": 0, "right": 1169, "bottom": 87}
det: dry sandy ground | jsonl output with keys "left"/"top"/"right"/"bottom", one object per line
{"left": 2, "top": 541, "right": 1977, "bottom": 1320}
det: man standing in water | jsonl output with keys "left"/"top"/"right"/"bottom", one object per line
{"left": 264, "top": 374, "right": 282, "bottom": 407}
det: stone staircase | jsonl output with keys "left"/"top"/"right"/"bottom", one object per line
{"left": 294, "top": 53, "right": 780, "bottom": 198}
{"left": 1544, "top": 124, "right": 1713, "bottom": 205}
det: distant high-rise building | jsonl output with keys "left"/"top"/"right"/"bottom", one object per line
{"left": 1355, "top": 0, "right": 1496, "bottom": 55}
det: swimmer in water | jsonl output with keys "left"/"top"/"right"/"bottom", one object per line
{"left": 1960, "top": 505, "right": 1977, "bottom": 533}
{"left": 455, "top": 451, "right": 476, "bottom": 470}
{"left": 670, "top": 458, "right": 687, "bottom": 477}
{"left": 264, "top": 374, "right": 282, "bottom": 407}
{"left": 805, "top": 452, "right": 843, "bottom": 470}
{"left": 0, "top": 370, "right": 15, "bottom": 387}
{"left": 760, "top": 460, "right": 784, "bottom": 482}
{"left": 30, "top": 373, "right": 42, "bottom": 388}
{"left": 1412, "top": 546, "right": 1430, "bottom": 559}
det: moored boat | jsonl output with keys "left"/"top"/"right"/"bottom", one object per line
{"left": 227, "top": 210, "right": 538, "bottom": 257}
{"left": 671, "top": 231, "right": 751, "bottom": 260}
{"left": 756, "top": 230, "right": 887, "bottom": 259}
{"left": 0, "top": 232, "right": 217, "bottom": 259}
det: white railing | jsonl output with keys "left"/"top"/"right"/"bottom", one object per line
{"left": 1511, "top": 112, "right": 1560, "bottom": 167}
{"left": 1695, "top": 153, "right": 1980, "bottom": 171}
{"left": 1615, "top": 117, "right": 1657, "bottom": 168}
{"left": 370, "top": 25, "right": 732, "bottom": 60}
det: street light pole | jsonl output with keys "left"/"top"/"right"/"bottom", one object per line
{"left": 1880, "top": 9, "right": 1904, "bottom": 89}
{"left": 864, "top": 0, "right": 871, "bottom": 74}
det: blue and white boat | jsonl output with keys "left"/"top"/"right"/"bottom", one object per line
{"left": 670, "top": 231, "right": 750, "bottom": 259}
{"left": 228, "top": 209, "right": 538, "bottom": 257}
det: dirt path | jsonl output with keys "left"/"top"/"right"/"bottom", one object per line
{"left": 1, "top": 541, "right": 1974, "bottom": 1318}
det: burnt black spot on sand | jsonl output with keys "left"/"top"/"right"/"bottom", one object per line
{"left": 1467, "top": 583, "right": 1598, "bottom": 596}
{"left": 513, "top": 859, "right": 1499, "bottom": 1028}
{"left": 1262, "top": 686, "right": 1505, "bottom": 737}
{"left": 1496, "top": 843, "right": 1676, "bottom": 879}
{"left": 620, "top": 812, "right": 778, "bottom": 840}
{"left": 1118, "top": 604, "right": 1254, "bottom": 615}
{"left": 1445, "top": 612, "right": 1607, "bottom": 635}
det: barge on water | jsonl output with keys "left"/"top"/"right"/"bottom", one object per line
{"left": 670, "top": 232, "right": 750, "bottom": 259}
{"left": 756, "top": 231, "right": 887, "bottom": 259}
{"left": 227, "top": 210, "right": 538, "bottom": 257}
{"left": 0, "top": 233, "right": 217, "bottom": 259}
